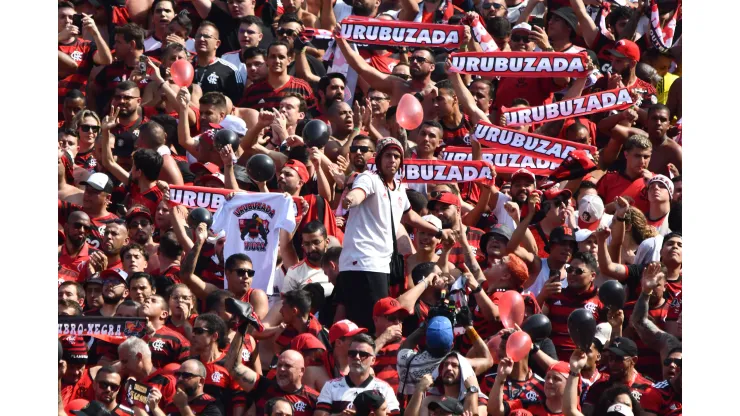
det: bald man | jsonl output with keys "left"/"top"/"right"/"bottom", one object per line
{"left": 226, "top": 346, "right": 320, "bottom": 416}
{"left": 60, "top": 211, "right": 97, "bottom": 282}
{"left": 161, "top": 359, "right": 224, "bottom": 415}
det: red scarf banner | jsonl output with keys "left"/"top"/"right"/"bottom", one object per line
{"left": 339, "top": 16, "right": 463, "bottom": 49}
{"left": 367, "top": 158, "right": 494, "bottom": 185}
{"left": 58, "top": 316, "right": 148, "bottom": 344}
{"left": 169, "top": 185, "right": 233, "bottom": 212}
{"left": 464, "top": 14, "right": 498, "bottom": 52}
{"left": 502, "top": 88, "right": 635, "bottom": 126}
{"left": 449, "top": 51, "right": 589, "bottom": 78}
{"left": 440, "top": 146, "right": 558, "bottom": 176}
{"left": 471, "top": 121, "right": 597, "bottom": 164}
{"left": 649, "top": 0, "right": 681, "bottom": 53}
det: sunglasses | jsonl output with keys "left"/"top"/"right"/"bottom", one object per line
{"left": 482, "top": 2, "right": 503, "bottom": 10}
{"left": 511, "top": 35, "right": 530, "bottom": 43}
{"left": 80, "top": 124, "right": 101, "bottom": 133}
{"left": 231, "top": 268, "right": 256, "bottom": 277}
{"left": 394, "top": 73, "right": 411, "bottom": 80}
{"left": 369, "top": 96, "right": 389, "bottom": 102}
{"left": 410, "top": 56, "right": 432, "bottom": 64}
{"left": 278, "top": 28, "right": 298, "bottom": 37}
{"left": 663, "top": 358, "right": 682, "bottom": 368}
{"left": 193, "top": 327, "right": 214, "bottom": 335}
{"left": 429, "top": 190, "right": 452, "bottom": 199}
{"left": 96, "top": 381, "right": 120, "bottom": 390}
{"left": 348, "top": 350, "right": 373, "bottom": 359}
{"left": 350, "top": 145, "right": 371, "bottom": 153}
{"left": 175, "top": 371, "right": 202, "bottom": 379}
{"left": 565, "top": 265, "right": 588, "bottom": 275}
{"left": 128, "top": 219, "right": 151, "bottom": 228}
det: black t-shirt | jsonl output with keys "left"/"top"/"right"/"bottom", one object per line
{"left": 207, "top": 2, "right": 277, "bottom": 56}
{"left": 193, "top": 58, "right": 244, "bottom": 103}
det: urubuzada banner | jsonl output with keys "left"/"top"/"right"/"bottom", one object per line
{"left": 649, "top": 0, "right": 680, "bottom": 53}
{"left": 503, "top": 88, "right": 634, "bottom": 126}
{"left": 441, "top": 146, "right": 558, "bottom": 176}
{"left": 449, "top": 51, "right": 589, "bottom": 78}
{"left": 169, "top": 185, "right": 232, "bottom": 212}
{"left": 58, "top": 316, "right": 148, "bottom": 344}
{"left": 367, "top": 158, "right": 494, "bottom": 185}
{"left": 471, "top": 121, "right": 597, "bottom": 163}
{"left": 340, "top": 16, "right": 462, "bottom": 49}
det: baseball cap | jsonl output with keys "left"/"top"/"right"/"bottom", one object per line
{"left": 328, "top": 319, "right": 367, "bottom": 344}
{"left": 548, "top": 226, "right": 576, "bottom": 248}
{"left": 480, "top": 223, "right": 514, "bottom": 251}
{"left": 422, "top": 214, "right": 443, "bottom": 230}
{"left": 426, "top": 316, "right": 454, "bottom": 351}
{"left": 607, "top": 336, "right": 638, "bottom": 357}
{"left": 511, "top": 22, "right": 532, "bottom": 33}
{"left": 73, "top": 401, "right": 113, "bottom": 416}
{"left": 647, "top": 174, "right": 674, "bottom": 199}
{"left": 284, "top": 159, "right": 310, "bottom": 183}
{"left": 574, "top": 229, "right": 593, "bottom": 243}
{"left": 606, "top": 404, "right": 634, "bottom": 416}
{"left": 353, "top": 391, "right": 386, "bottom": 416}
{"left": 578, "top": 195, "right": 605, "bottom": 231}
{"left": 221, "top": 115, "right": 248, "bottom": 136}
{"left": 373, "top": 297, "right": 409, "bottom": 317}
{"left": 100, "top": 268, "right": 129, "bottom": 284}
{"left": 190, "top": 162, "right": 221, "bottom": 175}
{"left": 594, "top": 323, "right": 612, "bottom": 351}
{"left": 511, "top": 168, "right": 536, "bottom": 184}
{"left": 81, "top": 172, "right": 114, "bottom": 193}
{"left": 544, "top": 187, "right": 572, "bottom": 204}
{"left": 550, "top": 7, "right": 578, "bottom": 33}
{"left": 609, "top": 39, "right": 641, "bottom": 62}
{"left": 428, "top": 191, "right": 461, "bottom": 211}
{"left": 61, "top": 335, "right": 89, "bottom": 364}
{"left": 125, "top": 205, "right": 153, "bottom": 223}
{"left": 427, "top": 397, "right": 464, "bottom": 416}
{"left": 200, "top": 173, "right": 226, "bottom": 187}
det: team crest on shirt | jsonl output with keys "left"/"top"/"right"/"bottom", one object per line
{"left": 294, "top": 401, "right": 307, "bottom": 412}
{"left": 241, "top": 348, "right": 251, "bottom": 362}
{"left": 71, "top": 51, "right": 83, "bottom": 62}
{"left": 207, "top": 73, "right": 219, "bottom": 84}
{"left": 211, "top": 371, "right": 223, "bottom": 382}
{"left": 234, "top": 202, "right": 276, "bottom": 252}
{"left": 151, "top": 339, "right": 165, "bottom": 351}
{"left": 584, "top": 302, "right": 597, "bottom": 314}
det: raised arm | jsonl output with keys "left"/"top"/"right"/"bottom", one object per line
{"left": 177, "top": 88, "right": 201, "bottom": 158}
{"left": 447, "top": 65, "right": 490, "bottom": 126}
{"left": 463, "top": 321, "right": 495, "bottom": 375}
{"left": 595, "top": 228, "right": 630, "bottom": 280}
{"left": 179, "top": 223, "right": 219, "bottom": 300}
{"left": 564, "top": 350, "right": 587, "bottom": 416}
{"left": 190, "top": 0, "right": 214, "bottom": 18}
{"left": 397, "top": 273, "right": 435, "bottom": 314}
{"left": 398, "top": 0, "right": 420, "bottom": 22}
{"left": 295, "top": 48, "right": 321, "bottom": 85}
{"left": 570, "top": 0, "right": 599, "bottom": 48}
{"left": 59, "top": 51, "right": 79, "bottom": 76}
{"left": 223, "top": 330, "right": 260, "bottom": 392}
{"left": 629, "top": 263, "right": 682, "bottom": 358}
{"left": 335, "top": 36, "right": 399, "bottom": 96}
{"left": 99, "top": 107, "right": 131, "bottom": 185}
{"left": 320, "top": 0, "right": 338, "bottom": 31}
{"left": 82, "top": 13, "right": 113, "bottom": 65}
{"left": 488, "top": 358, "right": 514, "bottom": 416}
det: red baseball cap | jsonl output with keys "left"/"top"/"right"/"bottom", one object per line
{"left": 190, "top": 162, "right": 221, "bottom": 175}
{"left": 543, "top": 188, "right": 572, "bottom": 203}
{"left": 609, "top": 39, "right": 640, "bottom": 62}
{"left": 284, "top": 159, "right": 310, "bottom": 183}
{"left": 511, "top": 168, "right": 536, "bottom": 184}
{"left": 125, "top": 205, "right": 153, "bottom": 223}
{"left": 428, "top": 191, "right": 461, "bottom": 211}
{"left": 373, "top": 297, "right": 409, "bottom": 318}
{"left": 329, "top": 319, "right": 367, "bottom": 344}
{"left": 99, "top": 268, "right": 129, "bottom": 284}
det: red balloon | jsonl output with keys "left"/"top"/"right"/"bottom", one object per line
{"left": 171, "top": 59, "right": 194, "bottom": 87}
{"left": 65, "top": 398, "right": 89, "bottom": 414}
{"left": 498, "top": 290, "right": 525, "bottom": 329}
{"left": 396, "top": 93, "right": 424, "bottom": 130}
{"left": 486, "top": 334, "right": 503, "bottom": 364}
{"left": 505, "top": 331, "right": 533, "bottom": 362}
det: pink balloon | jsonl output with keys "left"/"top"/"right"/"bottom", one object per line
{"left": 396, "top": 93, "right": 424, "bottom": 130}
{"left": 487, "top": 334, "right": 502, "bottom": 364}
{"left": 505, "top": 331, "right": 533, "bottom": 362}
{"left": 171, "top": 59, "right": 194, "bottom": 87}
{"left": 499, "top": 290, "right": 525, "bottom": 329}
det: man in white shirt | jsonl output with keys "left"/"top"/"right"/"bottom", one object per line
{"left": 338, "top": 138, "right": 454, "bottom": 332}
{"left": 281, "top": 220, "right": 332, "bottom": 297}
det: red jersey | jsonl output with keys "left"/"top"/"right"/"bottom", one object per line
{"left": 165, "top": 314, "right": 198, "bottom": 338}
{"left": 75, "top": 149, "right": 99, "bottom": 173}
{"left": 495, "top": 77, "right": 562, "bottom": 113}
{"left": 153, "top": 264, "right": 182, "bottom": 286}
{"left": 372, "top": 339, "right": 404, "bottom": 392}
{"left": 300, "top": 194, "right": 342, "bottom": 243}
{"left": 127, "top": 182, "right": 164, "bottom": 216}
{"left": 58, "top": 199, "right": 120, "bottom": 250}
{"left": 436, "top": 226, "right": 485, "bottom": 271}
{"left": 640, "top": 380, "right": 682, "bottom": 416}
{"left": 529, "top": 224, "right": 551, "bottom": 259}
{"left": 58, "top": 38, "right": 96, "bottom": 120}
{"left": 442, "top": 114, "right": 472, "bottom": 147}
{"left": 666, "top": 290, "right": 682, "bottom": 321}
{"left": 201, "top": 351, "right": 247, "bottom": 413}
{"left": 94, "top": 60, "right": 160, "bottom": 109}
{"left": 481, "top": 369, "right": 545, "bottom": 404}
{"left": 623, "top": 299, "right": 669, "bottom": 381}
{"left": 559, "top": 117, "right": 597, "bottom": 146}
{"left": 245, "top": 375, "right": 320, "bottom": 416}
{"left": 61, "top": 366, "right": 96, "bottom": 404}
{"left": 149, "top": 325, "right": 191, "bottom": 368}
{"left": 584, "top": 370, "right": 654, "bottom": 405}
{"left": 275, "top": 314, "right": 327, "bottom": 352}
{"left": 505, "top": 399, "right": 568, "bottom": 416}
{"left": 59, "top": 242, "right": 99, "bottom": 282}
{"left": 360, "top": 50, "right": 399, "bottom": 74}
{"left": 162, "top": 393, "right": 224, "bottom": 415}
{"left": 545, "top": 286, "right": 605, "bottom": 361}
{"left": 239, "top": 76, "right": 315, "bottom": 110}
{"left": 595, "top": 171, "right": 650, "bottom": 214}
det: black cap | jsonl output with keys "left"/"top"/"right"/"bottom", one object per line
{"left": 73, "top": 401, "right": 113, "bottom": 416}
{"left": 113, "top": 130, "right": 137, "bottom": 158}
{"left": 480, "top": 224, "right": 514, "bottom": 253}
{"left": 427, "top": 397, "right": 464, "bottom": 415}
{"left": 607, "top": 337, "right": 639, "bottom": 357}
{"left": 353, "top": 391, "right": 386, "bottom": 416}
{"left": 549, "top": 226, "right": 577, "bottom": 245}
{"left": 550, "top": 7, "right": 579, "bottom": 33}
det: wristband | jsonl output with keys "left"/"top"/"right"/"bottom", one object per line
{"left": 470, "top": 285, "right": 483, "bottom": 295}
{"left": 530, "top": 343, "right": 540, "bottom": 354}
{"left": 569, "top": 370, "right": 581, "bottom": 378}
{"left": 466, "top": 327, "right": 481, "bottom": 343}
{"left": 615, "top": 216, "right": 626, "bottom": 222}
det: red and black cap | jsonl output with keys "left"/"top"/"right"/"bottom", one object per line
{"left": 548, "top": 150, "right": 597, "bottom": 182}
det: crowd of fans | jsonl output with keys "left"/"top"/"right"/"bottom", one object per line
{"left": 57, "top": 0, "right": 682, "bottom": 415}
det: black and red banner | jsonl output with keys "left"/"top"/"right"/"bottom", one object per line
{"left": 367, "top": 158, "right": 495, "bottom": 185}
{"left": 340, "top": 16, "right": 463, "bottom": 49}
{"left": 449, "top": 51, "right": 589, "bottom": 78}
{"left": 502, "top": 88, "right": 634, "bottom": 126}
{"left": 169, "top": 185, "right": 233, "bottom": 212}
{"left": 58, "top": 316, "right": 148, "bottom": 344}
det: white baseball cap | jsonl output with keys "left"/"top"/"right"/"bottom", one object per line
{"left": 578, "top": 194, "right": 605, "bottom": 231}
{"left": 594, "top": 322, "right": 612, "bottom": 348}
{"left": 607, "top": 404, "right": 634, "bottom": 416}
{"left": 220, "top": 115, "right": 247, "bottom": 136}
{"left": 512, "top": 22, "right": 532, "bottom": 33}
{"left": 423, "top": 214, "right": 443, "bottom": 230}
{"left": 81, "top": 172, "right": 114, "bottom": 193}
{"left": 575, "top": 229, "right": 594, "bottom": 243}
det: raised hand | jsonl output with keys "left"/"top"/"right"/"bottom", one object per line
{"left": 101, "top": 106, "right": 120, "bottom": 131}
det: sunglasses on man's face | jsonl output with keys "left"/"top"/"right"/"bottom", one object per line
{"left": 663, "top": 357, "right": 682, "bottom": 368}
{"left": 565, "top": 265, "right": 588, "bottom": 275}
{"left": 350, "top": 145, "right": 371, "bottom": 154}
{"left": 410, "top": 56, "right": 432, "bottom": 64}
{"left": 193, "top": 327, "right": 214, "bottom": 335}
{"left": 80, "top": 124, "right": 101, "bottom": 133}
{"left": 278, "top": 28, "right": 298, "bottom": 37}
{"left": 96, "top": 381, "right": 120, "bottom": 390}
{"left": 231, "top": 268, "right": 256, "bottom": 277}
{"left": 348, "top": 349, "right": 373, "bottom": 359}
{"left": 511, "top": 34, "right": 530, "bottom": 43}
{"left": 175, "top": 371, "right": 202, "bottom": 379}
{"left": 482, "top": 2, "right": 503, "bottom": 10}
{"left": 394, "top": 73, "right": 411, "bottom": 80}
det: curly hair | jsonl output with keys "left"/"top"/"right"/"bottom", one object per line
{"left": 624, "top": 207, "right": 658, "bottom": 244}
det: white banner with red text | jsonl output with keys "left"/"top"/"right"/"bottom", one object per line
{"left": 449, "top": 51, "right": 590, "bottom": 78}
{"left": 339, "top": 16, "right": 463, "bottom": 49}
{"left": 502, "top": 88, "right": 634, "bottom": 126}
{"left": 441, "top": 146, "right": 559, "bottom": 176}
{"left": 367, "top": 158, "right": 495, "bottom": 185}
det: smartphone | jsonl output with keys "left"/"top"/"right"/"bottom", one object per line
{"left": 138, "top": 55, "right": 148, "bottom": 74}
{"left": 529, "top": 17, "right": 545, "bottom": 30}
{"left": 72, "top": 13, "right": 83, "bottom": 31}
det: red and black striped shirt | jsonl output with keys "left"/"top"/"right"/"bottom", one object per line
{"left": 94, "top": 60, "right": 159, "bottom": 111}
{"left": 239, "top": 76, "right": 315, "bottom": 111}
{"left": 127, "top": 182, "right": 164, "bottom": 217}
{"left": 162, "top": 393, "right": 224, "bottom": 415}
{"left": 481, "top": 369, "right": 545, "bottom": 404}
{"left": 437, "top": 226, "right": 485, "bottom": 271}
{"left": 58, "top": 199, "right": 120, "bottom": 250}
{"left": 75, "top": 149, "right": 99, "bottom": 173}
{"left": 584, "top": 370, "right": 654, "bottom": 406}
{"left": 640, "top": 380, "right": 681, "bottom": 416}
{"left": 442, "top": 114, "right": 472, "bottom": 147}
{"left": 149, "top": 325, "right": 191, "bottom": 368}
{"left": 623, "top": 299, "right": 670, "bottom": 381}
{"left": 545, "top": 286, "right": 605, "bottom": 361}
{"left": 58, "top": 38, "right": 96, "bottom": 120}
{"left": 245, "top": 375, "right": 320, "bottom": 416}
{"left": 276, "top": 314, "right": 328, "bottom": 352}
{"left": 205, "top": 351, "right": 247, "bottom": 413}
{"left": 372, "top": 339, "right": 404, "bottom": 393}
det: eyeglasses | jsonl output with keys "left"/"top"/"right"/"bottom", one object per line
{"left": 348, "top": 350, "right": 373, "bottom": 359}
{"left": 193, "top": 327, "right": 214, "bottom": 335}
{"left": 369, "top": 96, "right": 389, "bottom": 102}
{"left": 278, "top": 28, "right": 299, "bottom": 37}
{"left": 565, "top": 265, "right": 588, "bottom": 275}
{"left": 482, "top": 2, "right": 504, "bottom": 10}
{"left": 128, "top": 219, "right": 151, "bottom": 228}
{"left": 350, "top": 145, "right": 371, "bottom": 154}
{"left": 511, "top": 34, "right": 530, "bottom": 43}
{"left": 194, "top": 33, "right": 216, "bottom": 40}
{"left": 175, "top": 371, "right": 202, "bottom": 379}
{"left": 80, "top": 124, "right": 101, "bottom": 133}
{"left": 663, "top": 358, "right": 682, "bottom": 368}
{"left": 410, "top": 56, "right": 432, "bottom": 64}
{"left": 230, "top": 268, "right": 256, "bottom": 277}
{"left": 96, "top": 381, "right": 120, "bottom": 390}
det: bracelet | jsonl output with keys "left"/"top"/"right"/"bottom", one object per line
{"left": 423, "top": 279, "right": 430, "bottom": 289}
{"left": 466, "top": 327, "right": 481, "bottom": 343}
{"left": 530, "top": 343, "right": 540, "bottom": 354}
{"left": 470, "top": 285, "right": 483, "bottom": 295}
{"left": 615, "top": 216, "right": 626, "bottom": 222}
{"left": 569, "top": 371, "right": 581, "bottom": 378}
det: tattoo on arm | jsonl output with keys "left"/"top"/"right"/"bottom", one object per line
{"left": 234, "top": 365, "right": 256, "bottom": 385}
{"left": 180, "top": 242, "right": 202, "bottom": 280}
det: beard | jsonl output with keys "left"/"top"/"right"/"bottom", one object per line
{"left": 306, "top": 250, "right": 323, "bottom": 264}
{"left": 349, "top": 362, "right": 367, "bottom": 374}
{"left": 619, "top": 66, "right": 632, "bottom": 83}
{"left": 442, "top": 375, "right": 458, "bottom": 386}
{"left": 133, "top": 232, "right": 149, "bottom": 245}
{"left": 102, "top": 292, "right": 123, "bottom": 305}
{"left": 410, "top": 67, "right": 430, "bottom": 80}
{"left": 178, "top": 382, "right": 199, "bottom": 397}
